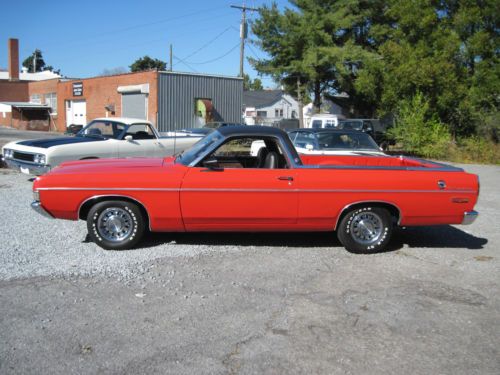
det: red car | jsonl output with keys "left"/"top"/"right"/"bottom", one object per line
{"left": 32, "top": 126, "right": 479, "bottom": 253}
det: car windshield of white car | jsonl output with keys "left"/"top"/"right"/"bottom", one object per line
{"left": 78, "top": 121, "right": 126, "bottom": 139}
{"left": 317, "top": 132, "right": 379, "bottom": 150}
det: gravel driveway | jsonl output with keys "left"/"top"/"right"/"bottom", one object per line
{"left": 0, "top": 163, "right": 498, "bottom": 374}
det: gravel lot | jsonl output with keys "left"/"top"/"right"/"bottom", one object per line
{"left": 0, "top": 159, "right": 499, "bottom": 374}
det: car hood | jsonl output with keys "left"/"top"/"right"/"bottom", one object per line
{"left": 47, "top": 157, "right": 167, "bottom": 175}
{"left": 17, "top": 136, "right": 106, "bottom": 149}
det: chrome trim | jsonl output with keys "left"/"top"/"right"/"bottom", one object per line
{"left": 334, "top": 200, "right": 403, "bottom": 230}
{"left": 77, "top": 194, "right": 152, "bottom": 231}
{"left": 37, "top": 187, "right": 477, "bottom": 194}
{"left": 5, "top": 159, "right": 50, "bottom": 175}
{"left": 462, "top": 210, "right": 478, "bottom": 225}
{"left": 31, "top": 201, "right": 54, "bottom": 219}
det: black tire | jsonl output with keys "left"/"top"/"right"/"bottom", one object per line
{"left": 337, "top": 206, "right": 393, "bottom": 253}
{"left": 86, "top": 200, "right": 145, "bottom": 250}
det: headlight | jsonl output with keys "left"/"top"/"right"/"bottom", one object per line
{"left": 3, "top": 149, "right": 13, "bottom": 158}
{"left": 34, "top": 154, "right": 46, "bottom": 164}
{"left": 33, "top": 190, "right": 40, "bottom": 201}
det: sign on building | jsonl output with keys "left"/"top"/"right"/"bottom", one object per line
{"left": 72, "top": 82, "right": 83, "bottom": 96}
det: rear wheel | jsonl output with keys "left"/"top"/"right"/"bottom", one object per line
{"left": 337, "top": 206, "right": 393, "bottom": 253}
{"left": 86, "top": 200, "right": 145, "bottom": 250}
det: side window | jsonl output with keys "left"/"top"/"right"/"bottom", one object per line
{"left": 125, "top": 124, "right": 155, "bottom": 140}
{"left": 204, "top": 137, "right": 288, "bottom": 169}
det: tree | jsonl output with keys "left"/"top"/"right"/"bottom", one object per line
{"left": 22, "top": 49, "right": 59, "bottom": 73}
{"left": 100, "top": 67, "right": 128, "bottom": 76}
{"left": 251, "top": 1, "right": 381, "bottom": 113}
{"left": 130, "top": 56, "right": 166, "bottom": 72}
{"left": 243, "top": 74, "right": 264, "bottom": 90}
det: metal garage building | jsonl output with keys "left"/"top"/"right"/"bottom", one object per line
{"left": 157, "top": 72, "right": 243, "bottom": 132}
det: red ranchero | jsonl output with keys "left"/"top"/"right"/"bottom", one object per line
{"left": 32, "top": 126, "right": 479, "bottom": 253}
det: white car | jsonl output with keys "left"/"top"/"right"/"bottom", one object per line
{"left": 287, "top": 129, "right": 386, "bottom": 156}
{"left": 2, "top": 117, "right": 204, "bottom": 175}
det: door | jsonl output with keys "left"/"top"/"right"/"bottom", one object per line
{"left": 118, "top": 123, "right": 159, "bottom": 157}
{"left": 179, "top": 136, "right": 298, "bottom": 231}
{"left": 122, "top": 93, "right": 147, "bottom": 119}
{"left": 66, "top": 100, "right": 86, "bottom": 126}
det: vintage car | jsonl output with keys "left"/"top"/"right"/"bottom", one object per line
{"left": 2, "top": 117, "right": 203, "bottom": 175}
{"left": 31, "top": 126, "right": 479, "bottom": 253}
{"left": 287, "top": 128, "right": 386, "bottom": 156}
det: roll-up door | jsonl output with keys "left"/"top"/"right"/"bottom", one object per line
{"left": 122, "top": 92, "right": 147, "bottom": 119}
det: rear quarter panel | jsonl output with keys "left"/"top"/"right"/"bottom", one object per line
{"left": 296, "top": 167, "right": 479, "bottom": 228}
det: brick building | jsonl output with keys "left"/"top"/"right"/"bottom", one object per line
{"left": 0, "top": 38, "right": 243, "bottom": 132}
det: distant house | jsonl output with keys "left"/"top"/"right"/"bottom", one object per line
{"left": 243, "top": 90, "right": 299, "bottom": 125}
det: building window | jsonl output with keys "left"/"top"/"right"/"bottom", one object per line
{"left": 257, "top": 111, "right": 267, "bottom": 118}
{"left": 275, "top": 109, "right": 283, "bottom": 117}
{"left": 30, "top": 94, "right": 41, "bottom": 104}
{"left": 45, "top": 93, "right": 57, "bottom": 114}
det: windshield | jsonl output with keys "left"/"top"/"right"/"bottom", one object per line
{"left": 316, "top": 132, "right": 380, "bottom": 150}
{"left": 176, "top": 130, "right": 223, "bottom": 165}
{"left": 77, "top": 120, "right": 127, "bottom": 139}
{"left": 339, "top": 121, "right": 363, "bottom": 131}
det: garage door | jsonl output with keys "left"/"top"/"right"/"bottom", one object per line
{"left": 122, "top": 93, "right": 147, "bottom": 119}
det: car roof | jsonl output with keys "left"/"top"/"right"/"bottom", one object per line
{"left": 92, "top": 117, "right": 154, "bottom": 125}
{"left": 217, "top": 125, "right": 286, "bottom": 137}
{"left": 287, "top": 128, "right": 366, "bottom": 135}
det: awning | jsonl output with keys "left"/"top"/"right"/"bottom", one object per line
{"left": 0, "top": 102, "right": 51, "bottom": 110}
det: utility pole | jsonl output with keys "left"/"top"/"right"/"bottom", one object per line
{"left": 297, "top": 76, "right": 304, "bottom": 128}
{"left": 231, "top": 4, "right": 258, "bottom": 77}
{"left": 169, "top": 44, "right": 173, "bottom": 71}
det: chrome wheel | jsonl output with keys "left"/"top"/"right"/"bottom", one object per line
{"left": 97, "top": 207, "right": 133, "bottom": 242}
{"left": 349, "top": 211, "right": 383, "bottom": 245}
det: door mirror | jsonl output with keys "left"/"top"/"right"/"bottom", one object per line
{"left": 202, "top": 157, "right": 223, "bottom": 171}
{"left": 124, "top": 135, "right": 133, "bottom": 142}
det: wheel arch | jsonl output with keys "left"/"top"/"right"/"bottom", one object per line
{"left": 78, "top": 195, "right": 151, "bottom": 230}
{"left": 334, "top": 201, "right": 402, "bottom": 230}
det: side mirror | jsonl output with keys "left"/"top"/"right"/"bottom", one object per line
{"left": 124, "top": 135, "right": 133, "bottom": 142}
{"left": 202, "top": 157, "right": 223, "bottom": 171}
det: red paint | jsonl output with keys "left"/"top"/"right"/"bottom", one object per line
{"left": 33, "top": 154, "right": 479, "bottom": 233}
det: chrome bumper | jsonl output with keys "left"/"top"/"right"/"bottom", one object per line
{"left": 5, "top": 159, "right": 50, "bottom": 175}
{"left": 31, "top": 201, "right": 54, "bottom": 219}
{"left": 462, "top": 210, "right": 478, "bottom": 225}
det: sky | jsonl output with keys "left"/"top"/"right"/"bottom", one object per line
{"left": 0, "top": 0, "right": 291, "bottom": 87}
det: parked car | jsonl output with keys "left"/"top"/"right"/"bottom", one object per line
{"left": 32, "top": 126, "right": 479, "bottom": 254}
{"left": 338, "top": 119, "right": 392, "bottom": 149}
{"left": 287, "top": 129, "right": 385, "bottom": 156}
{"left": 2, "top": 118, "right": 203, "bottom": 175}
{"left": 307, "top": 114, "right": 345, "bottom": 129}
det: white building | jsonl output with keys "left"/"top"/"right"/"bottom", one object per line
{"left": 0, "top": 67, "right": 60, "bottom": 81}
{"left": 243, "top": 90, "right": 299, "bottom": 125}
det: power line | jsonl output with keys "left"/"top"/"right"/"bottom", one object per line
{"left": 43, "top": 6, "right": 229, "bottom": 51}
{"left": 176, "top": 27, "right": 233, "bottom": 64}
{"left": 183, "top": 42, "right": 241, "bottom": 65}
{"left": 172, "top": 55, "right": 199, "bottom": 73}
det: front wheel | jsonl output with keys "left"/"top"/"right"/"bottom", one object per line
{"left": 86, "top": 200, "right": 145, "bottom": 250}
{"left": 337, "top": 206, "right": 393, "bottom": 253}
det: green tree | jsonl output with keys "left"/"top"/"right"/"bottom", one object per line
{"left": 243, "top": 74, "right": 264, "bottom": 90}
{"left": 22, "top": 49, "right": 58, "bottom": 73}
{"left": 130, "top": 56, "right": 166, "bottom": 72}
{"left": 251, "top": 1, "right": 382, "bottom": 113}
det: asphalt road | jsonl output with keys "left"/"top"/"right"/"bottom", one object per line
{"left": 0, "top": 130, "right": 498, "bottom": 374}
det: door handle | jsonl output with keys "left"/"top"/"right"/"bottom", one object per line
{"left": 278, "top": 176, "right": 294, "bottom": 181}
